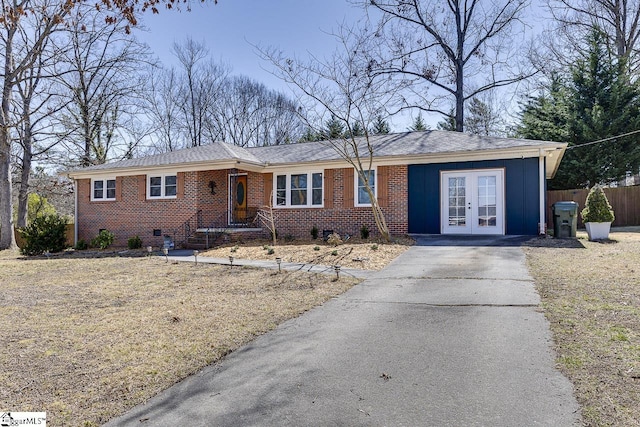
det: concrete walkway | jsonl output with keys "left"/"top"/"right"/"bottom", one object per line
{"left": 164, "top": 249, "right": 374, "bottom": 279}
{"left": 105, "top": 236, "right": 581, "bottom": 426}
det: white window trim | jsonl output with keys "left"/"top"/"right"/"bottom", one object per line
{"left": 91, "top": 178, "right": 117, "bottom": 201}
{"left": 273, "top": 170, "right": 324, "bottom": 208}
{"left": 147, "top": 174, "right": 178, "bottom": 200}
{"left": 354, "top": 167, "right": 377, "bottom": 207}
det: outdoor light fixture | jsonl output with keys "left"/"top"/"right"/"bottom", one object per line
{"left": 229, "top": 255, "right": 234, "bottom": 268}
{"left": 276, "top": 257, "right": 282, "bottom": 273}
{"left": 147, "top": 246, "right": 153, "bottom": 257}
{"left": 163, "top": 247, "right": 169, "bottom": 262}
{"left": 334, "top": 265, "right": 341, "bottom": 280}
{"left": 193, "top": 250, "right": 199, "bottom": 266}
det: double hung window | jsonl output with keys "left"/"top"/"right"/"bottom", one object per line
{"left": 275, "top": 172, "right": 323, "bottom": 207}
{"left": 148, "top": 175, "right": 177, "bottom": 199}
{"left": 356, "top": 169, "right": 376, "bottom": 206}
{"left": 92, "top": 179, "right": 116, "bottom": 201}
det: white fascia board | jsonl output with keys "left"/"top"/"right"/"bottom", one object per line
{"left": 67, "top": 160, "right": 265, "bottom": 180}
{"left": 262, "top": 144, "right": 568, "bottom": 172}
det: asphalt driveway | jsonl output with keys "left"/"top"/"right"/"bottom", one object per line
{"left": 105, "top": 235, "right": 581, "bottom": 426}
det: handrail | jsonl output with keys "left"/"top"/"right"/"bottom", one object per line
{"left": 173, "top": 209, "right": 202, "bottom": 248}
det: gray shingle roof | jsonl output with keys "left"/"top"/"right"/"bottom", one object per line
{"left": 69, "top": 130, "right": 564, "bottom": 174}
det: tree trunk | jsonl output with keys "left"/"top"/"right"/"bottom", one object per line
{"left": 0, "top": 37, "right": 17, "bottom": 250}
{"left": 17, "top": 147, "right": 32, "bottom": 228}
{"left": 0, "top": 140, "right": 17, "bottom": 250}
{"left": 455, "top": 60, "right": 464, "bottom": 132}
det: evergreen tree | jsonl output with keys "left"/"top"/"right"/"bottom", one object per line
{"left": 349, "top": 121, "right": 366, "bottom": 137}
{"left": 322, "top": 115, "right": 345, "bottom": 139}
{"left": 436, "top": 110, "right": 456, "bottom": 131}
{"left": 370, "top": 115, "right": 390, "bottom": 134}
{"left": 517, "top": 29, "right": 640, "bottom": 189}
{"left": 466, "top": 98, "right": 503, "bottom": 136}
{"left": 409, "top": 113, "right": 428, "bottom": 131}
{"left": 516, "top": 75, "right": 571, "bottom": 143}
{"left": 299, "top": 127, "right": 320, "bottom": 142}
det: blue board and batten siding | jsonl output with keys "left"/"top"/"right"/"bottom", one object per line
{"left": 408, "top": 158, "right": 542, "bottom": 235}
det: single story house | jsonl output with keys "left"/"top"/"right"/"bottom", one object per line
{"left": 67, "top": 131, "right": 566, "bottom": 247}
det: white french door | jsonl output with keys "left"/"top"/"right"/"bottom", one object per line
{"left": 441, "top": 169, "right": 505, "bottom": 235}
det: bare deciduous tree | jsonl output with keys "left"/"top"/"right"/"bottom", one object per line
{"left": 55, "top": 8, "right": 151, "bottom": 167}
{"left": 261, "top": 27, "right": 395, "bottom": 241}
{"left": 363, "top": 0, "right": 533, "bottom": 132}
{"left": 546, "top": 0, "right": 640, "bottom": 70}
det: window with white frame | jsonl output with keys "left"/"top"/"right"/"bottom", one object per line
{"left": 92, "top": 178, "right": 116, "bottom": 201}
{"left": 274, "top": 171, "right": 323, "bottom": 207}
{"left": 148, "top": 174, "right": 177, "bottom": 199}
{"left": 356, "top": 169, "right": 376, "bottom": 206}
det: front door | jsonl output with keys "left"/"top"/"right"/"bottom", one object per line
{"left": 230, "top": 174, "right": 248, "bottom": 224}
{"left": 441, "top": 169, "right": 504, "bottom": 235}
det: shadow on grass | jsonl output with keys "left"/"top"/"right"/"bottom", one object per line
{"left": 522, "top": 236, "right": 586, "bottom": 249}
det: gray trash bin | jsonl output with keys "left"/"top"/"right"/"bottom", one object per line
{"left": 552, "top": 201, "right": 579, "bottom": 238}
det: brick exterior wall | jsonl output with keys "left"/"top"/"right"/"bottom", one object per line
{"left": 265, "top": 166, "right": 408, "bottom": 239}
{"left": 76, "top": 165, "right": 408, "bottom": 247}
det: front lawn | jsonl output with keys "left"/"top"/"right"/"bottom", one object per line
{"left": 0, "top": 252, "right": 359, "bottom": 426}
{"left": 524, "top": 230, "right": 640, "bottom": 427}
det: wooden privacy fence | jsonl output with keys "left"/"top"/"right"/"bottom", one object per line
{"left": 547, "top": 186, "right": 640, "bottom": 229}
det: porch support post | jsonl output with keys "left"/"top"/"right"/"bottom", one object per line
{"left": 538, "top": 152, "right": 546, "bottom": 235}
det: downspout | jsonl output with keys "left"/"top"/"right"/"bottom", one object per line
{"left": 73, "top": 178, "right": 78, "bottom": 245}
{"left": 538, "top": 152, "right": 546, "bottom": 235}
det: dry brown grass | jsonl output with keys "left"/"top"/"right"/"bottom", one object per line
{"left": 0, "top": 251, "right": 359, "bottom": 426}
{"left": 202, "top": 236, "right": 414, "bottom": 270}
{"left": 524, "top": 230, "right": 640, "bottom": 427}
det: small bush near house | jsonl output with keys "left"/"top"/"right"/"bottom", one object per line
{"left": 371, "top": 244, "right": 379, "bottom": 251}
{"left": 91, "top": 230, "right": 115, "bottom": 250}
{"left": 331, "top": 250, "right": 338, "bottom": 256}
{"left": 326, "top": 233, "right": 343, "bottom": 247}
{"left": 267, "top": 248, "right": 275, "bottom": 255}
{"left": 284, "top": 234, "right": 295, "bottom": 242}
{"left": 360, "top": 225, "right": 370, "bottom": 239}
{"left": 19, "top": 214, "right": 68, "bottom": 256}
{"left": 127, "top": 235, "right": 143, "bottom": 250}
{"left": 313, "top": 246, "right": 320, "bottom": 251}
{"left": 311, "top": 226, "right": 319, "bottom": 240}
{"left": 230, "top": 245, "right": 239, "bottom": 253}
{"left": 75, "top": 239, "right": 88, "bottom": 250}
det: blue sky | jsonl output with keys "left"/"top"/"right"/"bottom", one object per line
{"left": 138, "top": 1, "right": 364, "bottom": 94}
{"left": 137, "top": 0, "right": 548, "bottom": 132}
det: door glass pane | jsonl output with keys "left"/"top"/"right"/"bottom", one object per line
{"left": 448, "top": 177, "right": 466, "bottom": 226}
{"left": 477, "top": 176, "right": 496, "bottom": 227}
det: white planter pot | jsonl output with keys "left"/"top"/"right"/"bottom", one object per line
{"left": 585, "top": 222, "right": 612, "bottom": 241}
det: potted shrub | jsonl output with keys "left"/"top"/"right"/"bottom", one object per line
{"left": 581, "top": 185, "right": 615, "bottom": 240}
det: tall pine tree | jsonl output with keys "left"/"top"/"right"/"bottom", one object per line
{"left": 518, "top": 29, "right": 640, "bottom": 189}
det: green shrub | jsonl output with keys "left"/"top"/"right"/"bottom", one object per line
{"left": 20, "top": 214, "right": 68, "bottom": 256}
{"left": 267, "top": 248, "right": 275, "bottom": 255}
{"left": 313, "top": 246, "right": 320, "bottom": 251}
{"left": 311, "top": 226, "right": 319, "bottom": 240}
{"left": 360, "top": 225, "right": 370, "bottom": 239}
{"left": 371, "top": 244, "right": 379, "bottom": 251}
{"left": 230, "top": 245, "right": 239, "bottom": 253}
{"left": 127, "top": 235, "right": 142, "bottom": 249}
{"left": 581, "top": 185, "right": 615, "bottom": 223}
{"left": 75, "top": 239, "right": 88, "bottom": 250}
{"left": 91, "top": 230, "right": 115, "bottom": 250}
{"left": 331, "top": 250, "right": 338, "bottom": 256}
